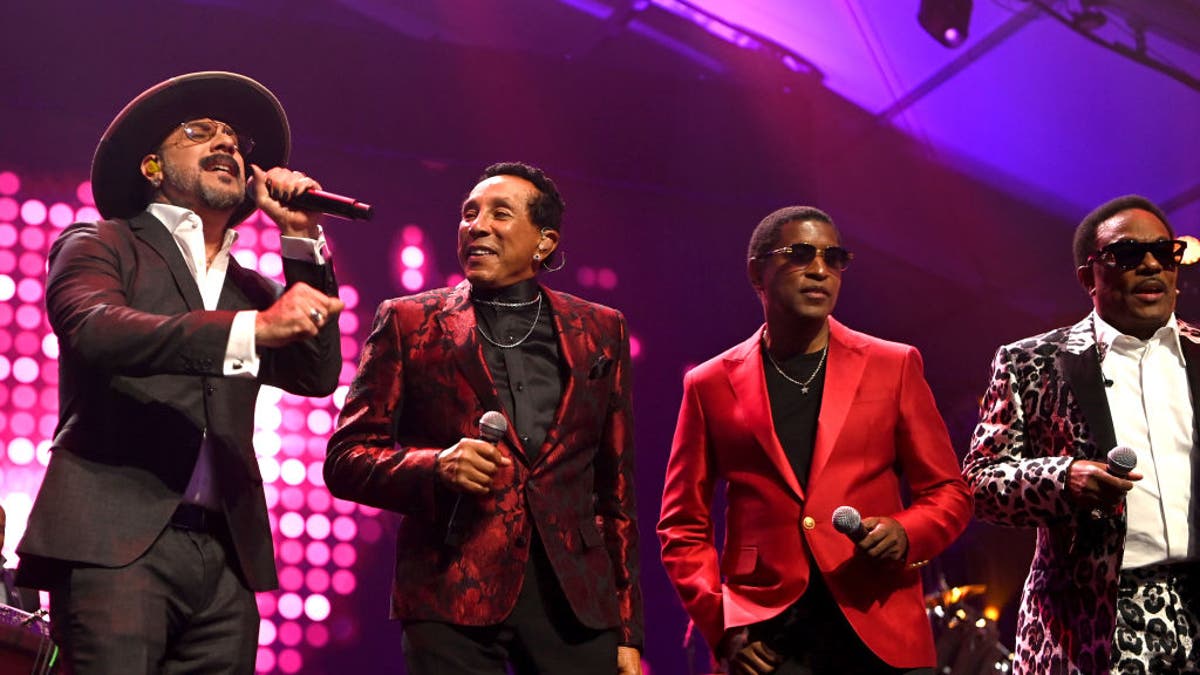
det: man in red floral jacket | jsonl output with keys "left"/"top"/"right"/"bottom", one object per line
{"left": 326, "top": 162, "right": 642, "bottom": 675}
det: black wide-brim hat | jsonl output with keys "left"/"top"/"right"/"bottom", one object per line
{"left": 91, "top": 71, "right": 290, "bottom": 222}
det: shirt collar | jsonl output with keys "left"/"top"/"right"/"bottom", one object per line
{"left": 145, "top": 202, "right": 239, "bottom": 250}
{"left": 1092, "top": 309, "right": 1183, "bottom": 364}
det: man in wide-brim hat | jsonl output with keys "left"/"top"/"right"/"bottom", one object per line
{"left": 17, "top": 71, "right": 345, "bottom": 673}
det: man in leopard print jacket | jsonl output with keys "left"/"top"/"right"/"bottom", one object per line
{"left": 964, "top": 195, "right": 1200, "bottom": 674}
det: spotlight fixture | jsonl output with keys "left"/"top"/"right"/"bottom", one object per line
{"left": 918, "top": 0, "right": 973, "bottom": 48}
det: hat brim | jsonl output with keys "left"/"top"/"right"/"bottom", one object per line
{"left": 91, "top": 71, "right": 290, "bottom": 221}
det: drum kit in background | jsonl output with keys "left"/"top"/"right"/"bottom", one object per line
{"left": 925, "top": 582, "right": 1014, "bottom": 675}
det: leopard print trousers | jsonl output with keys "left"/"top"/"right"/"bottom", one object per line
{"left": 1111, "top": 562, "right": 1200, "bottom": 674}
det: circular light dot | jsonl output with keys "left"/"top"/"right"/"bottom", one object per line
{"left": 12, "top": 357, "right": 39, "bottom": 383}
{"left": 279, "top": 539, "right": 304, "bottom": 565}
{"left": 306, "top": 409, "right": 332, "bottom": 435}
{"left": 278, "top": 649, "right": 303, "bottom": 674}
{"left": 280, "top": 458, "right": 306, "bottom": 486}
{"left": 401, "top": 269, "right": 424, "bottom": 291}
{"left": 332, "top": 517, "right": 358, "bottom": 542}
{"left": 39, "top": 415, "right": 57, "bottom": 438}
{"left": 339, "top": 285, "right": 359, "bottom": 310}
{"left": 331, "top": 569, "right": 357, "bottom": 595}
{"left": 0, "top": 172, "right": 19, "bottom": 195}
{"left": 304, "top": 594, "right": 331, "bottom": 621}
{"left": 255, "top": 404, "right": 282, "bottom": 432}
{"left": 259, "top": 252, "right": 283, "bottom": 278}
{"left": 332, "top": 542, "right": 358, "bottom": 568}
{"left": 264, "top": 483, "right": 280, "bottom": 509}
{"left": 258, "top": 619, "right": 277, "bottom": 646}
{"left": 0, "top": 275, "right": 14, "bottom": 301}
{"left": 280, "top": 487, "right": 305, "bottom": 511}
{"left": 306, "top": 540, "right": 331, "bottom": 566}
{"left": 630, "top": 336, "right": 642, "bottom": 359}
{"left": 279, "top": 566, "right": 304, "bottom": 592}
{"left": 37, "top": 440, "right": 53, "bottom": 465}
{"left": 306, "top": 462, "right": 325, "bottom": 486}
{"left": 276, "top": 593, "right": 303, "bottom": 620}
{"left": 75, "top": 181, "right": 93, "bottom": 205}
{"left": 15, "top": 332, "right": 39, "bottom": 355}
{"left": 256, "top": 592, "right": 278, "bottom": 618}
{"left": 305, "top": 567, "right": 330, "bottom": 593}
{"left": 0, "top": 355, "right": 10, "bottom": 380}
{"left": 596, "top": 268, "right": 618, "bottom": 289}
{"left": 338, "top": 312, "right": 359, "bottom": 335}
{"left": 0, "top": 250, "right": 15, "bottom": 273}
{"left": 233, "top": 249, "right": 259, "bottom": 269}
{"left": 74, "top": 206, "right": 100, "bottom": 223}
{"left": 20, "top": 227, "right": 46, "bottom": 251}
{"left": 259, "top": 386, "right": 284, "bottom": 405}
{"left": 400, "top": 245, "right": 425, "bottom": 269}
{"left": 304, "top": 622, "right": 330, "bottom": 648}
{"left": 259, "top": 228, "right": 281, "bottom": 251}
{"left": 236, "top": 225, "right": 259, "bottom": 249}
{"left": 332, "top": 498, "right": 357, "bottom": 515}
{"left": 278, "top": 512, "right": 305, "bottom": 539}
{"left": 42, "top": 333, "right": 58, "bottom": 359}
{"left": 39, "top": 386, "right": 57, "bottom": 409}
{"left": 7, "top": 437, "right": 35, "bottom": 465}
{"left": 20, "top": 200, "right": 47, "bottom": 226}
{"left": 258, "top": 456, "right": 281, "bottom": 483}
{"left": 15, "top": 305, "right": 41, "bottom": 330}
{"left": 401, "top": 225, "right": 424, "bottom": 245}
{"left": 12, "top": 385, "right": 36, "bottom": 408}
{"left": 445, "top": 273, "right": 464, "bottom": 287}
{"left": 18, "top": 252, "right": 42, "bottom": 274}
{"left": 16, "top": 278, "right": 43, "bottom": 303}
{"left": 255, "top": 647, "right": 275, "bottom": 673}
{"left": 279, "top": 621, "right": 303, "bottom": 647}
{"left": 577, "top": 267, "right": 596, "bottom": 287}
{"left": 48, "top": 203, "right": 75, "bottom": 228}
{"left": 333, "top": 385, "right": 349, "bottom": 409}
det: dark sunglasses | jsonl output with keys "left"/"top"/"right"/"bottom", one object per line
{"left": 1087, "top": 239, "right": 1185, "bottom": 270}
{"left": 753, "top": 243, "right": 854, "bottom": 271}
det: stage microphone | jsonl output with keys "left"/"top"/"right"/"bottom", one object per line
{"left": 1106, "top": 445, "right": 1137, "bottom": 477}
{"left": 287, "top": 188, "right": 374, "bottom": 221}
{"left": 832, "top": 505, "right": 869, "bottom": 543}
{"left": 445, "top": 411, "right": 508, "bottom": 545}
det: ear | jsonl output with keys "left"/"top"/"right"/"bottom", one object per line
{"left": 140, "top": 154, "right": 161, "bottom": 182}
{"left": 747, "top": 259, "right": 763, "bottom": 292}
{"left": 1076, "top": 264, "right": 1096, "bottom": 296}
{"left": 537, "top": 228, "right": 560, "bottom": 257}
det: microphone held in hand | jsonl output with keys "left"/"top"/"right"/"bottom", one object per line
{"left": 287, "top": 188, "right": 374, "bottom": 221}
{"left": 831, "top": 505, "right": 869, "bottom": 543}
{"left": 1106, "top": 446, "right": 1137, "bottom": 478}
{"left": 445, "top": 411, "right": 509, "bottom": 546}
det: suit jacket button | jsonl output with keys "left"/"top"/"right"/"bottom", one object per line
{"left": 205, "top": 384, "right": 216, "bottom": 395}
{"left": 515, "top": 535, "right": 528, "bottom": 547}
{"left": 802, "top": 516, "right": 816, "bottom": 530}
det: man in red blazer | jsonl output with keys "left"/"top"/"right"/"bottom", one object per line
{"left": 658, "top": 206, "right": 971, "bottom": 674}
{"left": 326, "top": 162, "right": 642, "bottom": 674}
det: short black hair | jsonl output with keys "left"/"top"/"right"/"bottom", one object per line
{"left": 479, "top": 162, "right": 565, "bottom": 231}
{"left": 747, "top": 205, "right": 839, "bottom": 264}
{"left": 1073, "top": 195, "right": 1173, "bottom": 268}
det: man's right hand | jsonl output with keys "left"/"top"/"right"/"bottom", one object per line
{"left": 717, "top": 628, "right": 782, "bottom": 675}
{"left": 437, "top": 439, "right": 512, "bottom": 494}
{"left": 255, "top": 282, "right": 344, "bottom": 348}
{"left": 1067, "top": 459, "right": 1142, "bottom": 512}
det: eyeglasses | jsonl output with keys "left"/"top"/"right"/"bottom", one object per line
{"left": 179, "top": 119, "right": 255, "bottom": 156}
{"left": 752, "top": 243, "right": 854, "bottom": 271}
{"left": 1087, "top": 239, "right": 1185, "bottom": 270}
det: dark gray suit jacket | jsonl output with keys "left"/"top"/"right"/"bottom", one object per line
{"left": 17, "top": 211, "right": 340, "bottom": 591}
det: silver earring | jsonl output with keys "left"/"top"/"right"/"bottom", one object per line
{"left": 533, "top": 253, "right": 542, "bottom": 261}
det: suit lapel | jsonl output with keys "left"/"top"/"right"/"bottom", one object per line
{"left": 535, "top": 288, "right": 592, "bottom": 467}
{"left": 435, "top": 283, "right": 512, "bottom": 449}
{"left": 809, "top": 317, "right": 867, "bottom": 484}
{"left": 128, "top": 212, "right": 206, "bottom": 311}
{"left": 725, "top": 328, "right": 805, "bottom": 502}
{"left": 1060, "top": 344, "right": 1116, "bottom": 459}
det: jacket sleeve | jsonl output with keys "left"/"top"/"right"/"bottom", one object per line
{"left": 592, "top": 313, "right": 644, "bottom": 648}
{"left": 324, "top": 300, "right": 444, "bottom": 515}
{"left": 46, "top": 221, "right": 236, "bottom": 377}
{"left": 962, "top": 345, "right": 1076, "bottom": 528}
{"left": 657, "top": 367, "right": 725, "bottom": 651}
{"left": 889, "top": 346, "right": 974, "bottom": 566}
{"left": 256, "top": 257, "right": 342, "bottom": 397}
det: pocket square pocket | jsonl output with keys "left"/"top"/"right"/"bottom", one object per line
{"left": 588, "top": 355, "right": 613, "bottom": 379}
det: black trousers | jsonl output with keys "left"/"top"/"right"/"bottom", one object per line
{"left": 748, "top": 569, "right": 932, "bottom": 675}
{"left": 48, "top": 516, "right": 258, "bottom": 675}
{"left": 402, "top": 538, "right": 618, "bottom": 675}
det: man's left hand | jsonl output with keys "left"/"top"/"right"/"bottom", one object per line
{"left": 857, "top": 516, "right": 908, "bottom": 564}
{"left": 251, "top": 165, "right": 323, "bottom": 238}
{"left": 617, "top": 645, "right": 642, "bottom": 675}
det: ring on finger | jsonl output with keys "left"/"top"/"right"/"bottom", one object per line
{"left": 309, "top": 308, "right": 324, "bottom": 324}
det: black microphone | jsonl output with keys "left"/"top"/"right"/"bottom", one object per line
{"left": 445, "top": 411, "right": 508, "bottom": 545}
{"left": 287, "top": 188, "right": 374, "bottom": 221}
{"left": 1106, "top": 445, "right": 1137, "bottom": 477}
{"left": 831, "top": 505, "right": 869, "bottom": 543}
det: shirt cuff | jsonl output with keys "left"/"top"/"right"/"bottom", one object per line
{"left": 224, "top": 310, "right": 261, "bottom": 378}
{"left": 280, "top": 225, "right": 330, "bottom": 265}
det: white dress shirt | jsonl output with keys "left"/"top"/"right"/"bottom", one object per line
{"left": 1094, "top": 311, "right": 1195, "bottom": 569}
{"left": 145, "top": 203, "right": 328, "bottom": 509}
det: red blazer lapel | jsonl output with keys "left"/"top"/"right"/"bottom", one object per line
{"left": 533, "top": 287, "right": 593, "bottom": 466}
{"left": 809, "top": 317, "right": 868, "bottom": 484}
{"left": 435, "top": 283, "right": 520, "bottom": 455}
{"left": 725, "top": 326, "right": 805, "bottom": 502}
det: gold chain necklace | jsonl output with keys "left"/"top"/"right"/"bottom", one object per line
{"left": 762, "top": 332, "right": 827, "bottom": 395}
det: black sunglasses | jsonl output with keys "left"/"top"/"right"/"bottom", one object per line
{"left": 1087, "top": 239, "right": 1185, "bottom": 271}
{"left": 753, "top": 243, "right": 853, "bottom": 271}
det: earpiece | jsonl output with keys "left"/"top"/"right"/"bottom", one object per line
{"left": 145, "top": 159, "right": 161, "bottom": 174}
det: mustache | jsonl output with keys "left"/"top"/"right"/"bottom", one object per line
{"left": 199, "top": 154, "right": 242, "bottom": 178}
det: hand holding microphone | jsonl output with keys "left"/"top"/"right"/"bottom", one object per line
{"left": 1067, "top": 446, "right": 1141, "bottom": 516}
{"left": 438, "top": 411, "right": 511, "bottom": 495}
{"left": 831, "top": 506, "right": 909, "bottom": 563}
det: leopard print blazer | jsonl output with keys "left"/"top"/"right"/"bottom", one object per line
{"left": 963, "top": 314, "right": 1200, "bottom": 674}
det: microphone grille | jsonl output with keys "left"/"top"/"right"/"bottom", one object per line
{"left": 831, "top": 506, "right": 862, "bottom": 535}
{"left": 478, "top": 410, "right": 508, "bottom": 442}
{"left": 1107, "top": 445, "right": 1138, "bottom": 473}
